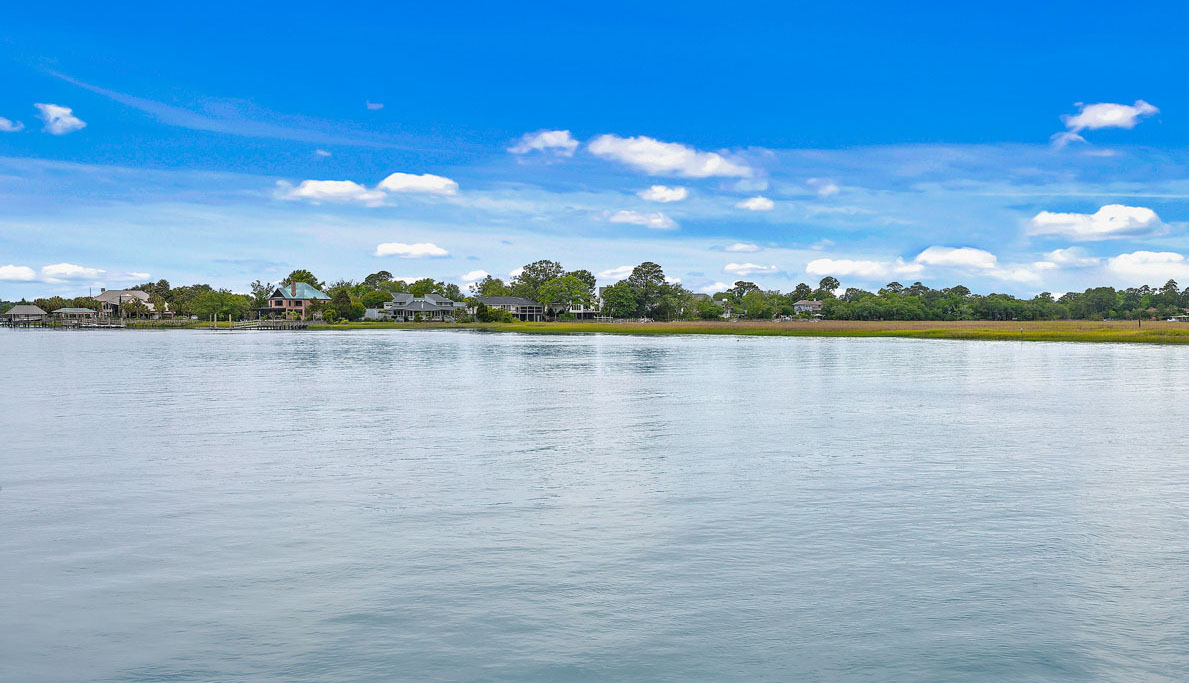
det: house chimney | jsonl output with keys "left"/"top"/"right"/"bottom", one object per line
{"left": 100, "top": 287, "right": 106, "bottom": 293}
{"left": 291, "top": 281, "right": 297, "bottom": 296}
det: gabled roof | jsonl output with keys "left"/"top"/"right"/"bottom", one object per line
{"left": 474, "top": 296, "right": 540, "bottom": 306}
{"left": 269, "top": 282, "right": 331, "bottom": 300}
{"left": 95, "top": 290, "right": 150, "bottom": 303}
{"left": 3, "top": 304, "right": 47, "bottom": 316}
{"left": 793, "top": 299, "right": 823, "bottom": 306}
{"left": 53, "top": 307, "right": 96, "bottom": 313}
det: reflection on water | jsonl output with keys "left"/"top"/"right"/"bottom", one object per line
{"left": 1, "top": 329, "right": 1187, "bottom": 682}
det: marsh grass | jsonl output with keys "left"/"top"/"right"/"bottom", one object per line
{"left": 310, "top": 319, "right": 1189, "bottom": 344}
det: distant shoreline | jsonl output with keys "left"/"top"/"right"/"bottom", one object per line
{"left": 71, "top": 318, "right": 1189, "bottom": 344}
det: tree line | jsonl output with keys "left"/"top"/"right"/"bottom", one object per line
{"left": 5, "top": 266, "right": 1189, "bottom": 322}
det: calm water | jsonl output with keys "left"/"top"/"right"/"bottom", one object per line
{"left": 2, "top": 329, "right": 1187, "bottom": 682}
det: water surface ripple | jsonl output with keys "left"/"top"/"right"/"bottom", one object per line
{"left": 2, "top": 330, "right": 1186, "bottom": 681}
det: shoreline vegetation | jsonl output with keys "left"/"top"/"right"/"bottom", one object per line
{"left": 140, "top": 318, "right": 1189, "bottom": 344}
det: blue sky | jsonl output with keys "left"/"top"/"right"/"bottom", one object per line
{"left": 4, "top": 0, "right": 1189, "bottom": 297}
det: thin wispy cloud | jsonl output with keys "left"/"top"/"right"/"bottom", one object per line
{"left": 51, "top": 72, "right": 456, "bottom": 152}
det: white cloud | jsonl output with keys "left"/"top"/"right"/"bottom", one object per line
{"left": 699, "top": 281, "right": 731, "bottom": 293}
{"left": 806, "top": 258, "right": 922, "bottom": 279}
{"left": 987, "top": 262, "right": 1058, "bottom": 284}
{"left": 0, "top": 117, "right": 24, "bottom": 132}
{"left": 508, "top": 130, "right": 579, "bottom": 156}
{"left": 374, "top": 242, "right": 449, "bottom": 258}
{"left": 807, "top": 177, "right": 839, "bottom": 197}
{"left": 34, "top": 103, "right": 86, "bottom": 135}
{"left": 41, "top": 263, "right": 105, "bottom": 279}
{"left": 460, "top": 269, "right": 489, "bottom": 282}
{"left": 315, "top": 149, "right": 331, "bottom": 157}
{"left": 637, "top": 185, "right": 688, "bottom": 202}
{"left": 510, "top": 267, "right": 524, "bottom": 278}
{"left": 0, "top": 264, "right": 36, "bottom": 281}
{"left": 608, "top": 210, "right": 677, "bottom": 230}
{"left": 280, "top": 179, "right": 387, "bottom": 206}
{"left": 724, "top": 262, "right": 778, "bottom": 276}
{"left": 377, "top": 172, "right": 459, "bottom": 195}
{"left": 665, "top": 275, "right": 681, "bottom": 284}
{"left": 725, "top": 242, "right": 759, "bottom": 253}
{"left": 914, "top": 246, "right": 998, "bottom": 269}
{"left": 1062, "top": 100, "right": 1158, "bottom": 132}
{"left": 736, "top": 196, "right": 775, "bottom": 211}
{"left": 126, "top": 272, "right": 151, "bottom": 280}
{"left": 366, "top": 101, "right": 384, "bottom": 110}
{"left": 1106, "top": 251, "right": 1189, "bottom": 283}
{"left": 588, "top": 134, "right": 752, "bottom": 178}
{"left": 597, "top": 265, "right": 634, "bottom": 280}
{"left": 1028, "top": 204, "right": 1162, "bottom": 241}
{"left": 1043, "top": 247, "right": 1101, "bottom": 267}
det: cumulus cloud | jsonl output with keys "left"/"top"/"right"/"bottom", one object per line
{"left": 366, "top": 101, "right": 384, "bottom": 110}
{"left": 279, "top": 180, "right": 387, "bottom": 206}
{"left": 1106, "top": 251, "right": 1189, "bottom": 283}
{"left": 805, "top": 258, "right": 922, "bottom": 279}
{"left": 510, "top": 266, "right": 524, "bottom": 278}
{"left": 1062, "top": 100, "right": 1158, "bottom": 132}
{"left": 1028, "top": 204, "right": 1162, "bottom": 241}
{"left": 34, "top": 103, "right": 86, "bottom": 135}
{"left": 914, "top": 246, "right": 998, "bottom": 269}
{"left": 460, "top": 269, "right": 489, "bottom": 282}
{"left": 374, "top": 242, "right": 449, "bottom": 258}
{"left": 41, "top": 263, "right": 105, "bottom": 280}
{"left": 736, "top": 196, "right": 775, "bottom": 211}
{"left": 377, "top": 172, "right": 459, "bottom": 195}
{"left": 608, "top": 210, "right": 677, "bottom": 230}
{"left": 638, "top": 185, "right": 688, "bottom": 202}
{"left": 724, "top": 262, "right": 778, "bottom": 276}
{"left": 807, "top": 177, "right": 840, "bottom": 197}
{"left": 508, "top": 129, "right": 579, "bottom": 156}
{"left": 597, "top": 265, "right": 634, "bottom": 280}
{"left": 588, "top": 134, "right": 752, "bottom": 178}
{"left": 1043, "top": 247, "right": 1101, "bottom": 267}
{"left": 0, "top": 117, "right": 24, "bottom": 132}
{"left": 699, "top": 281, "right": 731, "bottom": 294}
{"left": 0, "top": 264, "right": 36, "bottom": 281}
{"left": 725, "top": 242, "right": 759, "bottom": 253}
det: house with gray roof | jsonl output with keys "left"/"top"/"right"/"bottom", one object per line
{"left": 793, "top": 299, "right": 824, "bottom": 315}
{"left": 95, "top": 289, "right": 156, "bottom": 318}
{"left": 2, "top": 304, "right": 48, "bottom": 324}
{"left": 469, "top": 296, "right": 544, "bottom": 321}
{"left": 370, "top": 292, "right": 466, "bottom": 321}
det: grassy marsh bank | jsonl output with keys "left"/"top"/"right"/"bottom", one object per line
{"left": 298, "top": 319, "right": 1189, "bottom": 344}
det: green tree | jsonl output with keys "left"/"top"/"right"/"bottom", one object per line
{"left": 361, "top": 290, "right": 393, "bottom": 308}
{"left": 363, "top": 271, "right": 393, "bottom": 288}
{"left": 283, "top": 270, "right": 322, "bottom": 289}
{"left": 601, "top": 281, "right": 640, "bottom": 318}
{"left": 469, "top": 275, "right": 510, "bottom": 297}
{"left": 249, "top": 280, "right": 274, "bottom": 307}
{"left": 510, "top": 260, "right": 565, "bottom": 301}
{"left": 538, "top": 275, "right": 594, "bottom": 316}
{"left": 626, "top": 261, "right": 666, "bottom": 316}
{"left": 330, "top": 288, "right": 354, "bottom": 320}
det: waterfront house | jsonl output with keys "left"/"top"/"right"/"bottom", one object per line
{"left": 1, "top": 304, "right": 48, "bottom": 323}
{"left": 376, "top": 292, "right": 466, "bottom": 321}
{"left": 793, "top": 299, "right": 824, "bottom": 315}
{"left": 52, "top": 307, "right": 97, "bottom": 322}
{"left": 95, "top": 289, "right": 155, "bottom": 318}
{"left": 259, "top": 282, "right": 331, "bottom": 318}
{"left": 470, "top": 296, "right": 545, "bottom": 321}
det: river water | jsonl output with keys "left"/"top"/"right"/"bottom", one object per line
{"left": 1, "top": 329, "right": 1186, "bottom": 681}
